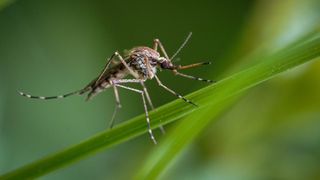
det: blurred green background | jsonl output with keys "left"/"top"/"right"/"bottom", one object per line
{"left": 1, "top": 0, "right": 320, "bottom": 179}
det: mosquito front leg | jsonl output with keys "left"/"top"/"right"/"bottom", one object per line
{"left": 153, "top": 39, "right": 158, "bottom": 51}
{"left": 173, "top": 62, "right": 214, "bottom": 83}
{"left": 153, "top": 32, "right": 193, "bottom": 61}
{"left": 174, "top": 71, "right": 214, "bottom": 83}
{"left": 114, "top": 84, "right": 157, "bottom": 144}
{"left": 154, "top": 75, "right": 197, "bottom": 107}
{"left": 153, "top": 39, "right": 170, "bottom": 61}
{"left": 153, "top": 38, "right": 178, "bottom": 74}
{"left": 176, "top": 62, "right": 211, "bottom": 70}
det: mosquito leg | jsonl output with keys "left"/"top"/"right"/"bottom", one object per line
{"left": 113, "top": 79, "right": 166, "bottom": 134}
{"left": 153, "top": 38, "right": 179, "bottom": 74}
{"left": 112, "top": 79, "right": 155, "bottom": 109}
{"left": 153, "top": 32, "right": 193, "bottom": 61}
{"left": 153, "top": 39, "right": 158, "bottom": 51}
{"left": 114, "top": 52, "right": 139, "bottom": 79}
{"left": 139, "top": 81, "right": 154, "bottom": 109}
{"left": 176, "top": 62, "right": 211, "bottom": 70}
{"left": 113, "top": 80, "right": 156, "bottom": 109}
{"left": 109, "top": 82, "right": 122, "bottom": 129}
{"left": 18, "top": 88, "right": 88, "bottom": 100}
{"left": 172, "top": 62, "right": 214, "bottom": 83}
{"left": 107, "top": 79, "right": 140, "bottom": 129}
{"left": 113, "top": 79, "right": 156, "bottom": 108}
{"left": 154, "top": 75, "right": 197, "bottom": 107}
{"left": 94, "top": 53, "right": 117, "bottom": 86}
{"left": 153, "top": 39, "right": 170, "bottom": 61}
{"left": 140, "top": 81, "right": 166, "bottom": 134}
{"left": 86, "top": 51, "right": 139, "bottom": 101}
{"left": 115, "top": 84, "right": 157, "bottom": 144}
{"left": 174, "top": 71, "right": 215, "bottom": 83}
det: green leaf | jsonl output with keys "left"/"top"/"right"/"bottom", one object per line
{"left": 1, "top": 31, "right": 320, "bottom": 180}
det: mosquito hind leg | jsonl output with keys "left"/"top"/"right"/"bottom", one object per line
{"left": 18, "top": 88, "right": 87, "bottom": 100}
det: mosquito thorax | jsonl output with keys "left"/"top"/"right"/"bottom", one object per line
{"left": 128, "top": 47, "right": 160, "bottom": 79}
{"left": 129, "top": 47, "right": 160, "bottom": 61}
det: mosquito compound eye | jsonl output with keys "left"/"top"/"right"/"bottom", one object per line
{"left": 150, "top": 58, "right": 158, "bottom": 65}
{"left": 160, "top": 61, "right": 172, "bottom": 69}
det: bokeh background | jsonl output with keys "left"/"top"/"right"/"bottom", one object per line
{"left": 1, "top": 0, "right": 320, "bottom": 179}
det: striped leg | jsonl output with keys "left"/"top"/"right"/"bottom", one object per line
{"left": 139, "top": 81, "right": 154, "bottom": 109}
{"left": 112, "top": 79, "right": 156, "bottom": 109}
{"left": 174, "top": 71, "right": 215, "bottom": 83}
{"left": 108, "top": 79, "right": 140, "bottom": 129}
{"left": 112, "top": 79, "right": 165, "bottom": 134}
{"left": 114, "top": 84, "right": 157, "bottom": 144}
{"left": 173, "top": 62, "right": 214, "bottom": 83}
{"left": 140, "top": 81, "right": 166, "bottom": 134}
{"left": 18, "top": 88, "right": 88, "bottom": 100}
{"left": 154, "top": 75, "right": 197, "bottom": 107}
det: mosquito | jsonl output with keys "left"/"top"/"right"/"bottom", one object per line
{"left": 19, "top": 32, "right": 213, "bottom": 144}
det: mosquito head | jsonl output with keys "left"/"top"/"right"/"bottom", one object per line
{"left": 157, "top": 57, "right": 174, "bottom": 70}
{"left": 157, "top": 32, "right": 193, "bottom": 71}
{"left": 157, "top": 57, "right": 189, "bottom": 71}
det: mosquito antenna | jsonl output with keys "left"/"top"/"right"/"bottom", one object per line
{"left": 170, "top": 32, "right": 192, "bottom": 60}
{"left": 172, "top": 57, "right": 181, "bottom": 63}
